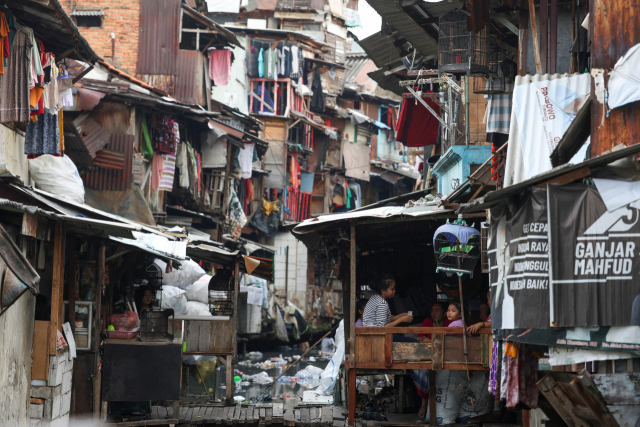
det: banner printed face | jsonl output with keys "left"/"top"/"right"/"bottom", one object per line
{"left": 512, "top": 73, "right": 591, "bottom": 180}
{"left": 549, "top": 184, "right": 640, "bottom": 328}
{"left": 489, "top": 188, "right": 550, "bottom": 330}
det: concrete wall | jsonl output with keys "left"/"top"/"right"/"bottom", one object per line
{"left": 60, "top": 0, "right": 140, "bottom": 73}
{"left": 0, "top": 253, "right": 35, "bottom": 427}
{"left": 269, "top": 231, "right": 308, "bottom": 312}
{"left": 0, "top": 125, "right": 29, "bottom": 183}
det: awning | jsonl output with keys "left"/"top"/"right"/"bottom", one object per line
{"left": 370, "top": 166, "right": 403, "bottom": 184}
{"left": 187, "top": 244, "right": 273, "bottom": 281}
{"left": 109, "top": 234, "right": 187, "bottom": 263}
{"left": 459, "top": 142, "right": 640, "bottom": 214}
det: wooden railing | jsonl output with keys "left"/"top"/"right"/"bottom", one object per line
{"left": 284, "top": 186, "right": 312, "bottom": 223}
{"left": 352, "top": 326, "right": 493, "bottom": 371}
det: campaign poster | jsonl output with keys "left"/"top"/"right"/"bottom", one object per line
{"left": 488, "top": 187, "right": 550, "bottom": 330}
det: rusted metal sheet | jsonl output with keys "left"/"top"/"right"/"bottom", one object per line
{"left": 136, "top": 0, "right": 181, "bottom": 75}
{"left": 93, "top": 149, "right": 125, "bottom": 170}
{"left": 135, "top": 74, "right": 175, "bottom": 96}
{"left": 173, "top": 50, "right": 205, "bottom": 106}
{"left": 590, "top": 0, "right": 640, "bottom": 156}
{"left": 63, "top": 122, "right": 94, "bottom": 170}
{"left": 71, "top": 113, "right": 112, "bottom": 158}
{"left": 83, "top": 135, "right": 134, "bottom": 191}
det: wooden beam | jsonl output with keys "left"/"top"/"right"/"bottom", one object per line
{"left": 540, "top": 0, "right": 548, "bottom": 74}
{"left": 550, "top": 97, "right": 591, "bottom": 167}
{"left": 49, "top": 222, "right": 65, "bottom": 355}
{"left": 529, "top": 0, "right": 543, "bottom": 74}
{"left": 494, "top": 13, "right": 519, "bottom": 35}
{"left": 347, "top": 368, "right": 356, "bottom": 426}
{"left": 95, "top": 243, "right": 105, "bottom": 370}
{"left": 519, "top": 8, "right": 529, "bottom": 75}
{"left": 538, "top": 166, "right": 591, "bottom": 186}
{"left": 67, "top": 237, "right": 77, "bottom": 336}
{"left": 550, "top": 0, "right": 558, "bottom": 74}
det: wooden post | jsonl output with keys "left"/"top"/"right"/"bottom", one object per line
{"left": 93, "top": 371, "right": 101, "bottom": 422}
{"left": 429, "top": 370, "right": 436, "bottom": 425}
{"left": 518, "top": 8, "right": 529, "bottom": 76}
{"left": 348, "top": 368, "right": 356, "bottom": 426}
{"left": 347, "top": 221, "right": 357, "bottom": 426}
{"left": 68, "top": 237, "right": 77, "bottom": 336}
{"left": 529, "top": 0, "right": 543, "bottom": 74}
{"left": 223, "top": 140, "right": 233, "bottom": 216}
{"left": 225, "top": 355, "right": 234, "bottom": 404}
{"left": 540, "top": 0, "right": 548, "bottom": 74}
{"left": 284, "top": 246, "right": 289, "bottom": 304}
{"left": 227, "top": 259, "right": 240, "bottom": 405}
{"left": 550, "top": 0, "right": 559, "bottom": 74}
{"left": 95, "top": 243, "right": 105, "bottom": 371}
{"left": 50, "top": 222, "right": 66, "bottom": 355}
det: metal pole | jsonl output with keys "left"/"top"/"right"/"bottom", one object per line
{"left": 284, "top": 246, "right": 289, "bottom": 304}
{"left": 464, "top": 76, "right": 469, "bottom": 146}
{"left": 457, "top": 258, "right": 473, "bottom": 406}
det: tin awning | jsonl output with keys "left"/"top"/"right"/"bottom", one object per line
{"left": 187, "top": 244, "right": 273, "bottom": 282}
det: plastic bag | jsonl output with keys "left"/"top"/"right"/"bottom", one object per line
{"left": 315, "top": 320, "right": 344, "bottom": 396}
{"left": 185, "top": 276, "right": 210, "bottom": 303}
{"left": 186, "top": 301, "right": 212, "bottom": 317}
{"left": 109, "top": 311, "right": 138, "bottom": 331}
{"left": 161, "top": 286, "right": 188, "bottom": 315}
{"left": 155, "top": 259, "right": 205, "bottom": 290}
{"left": 56, "top": 329, "right": 68, "bottom": 351}
{"left": 29, "top": 155, "right": 85, "bottom": 204}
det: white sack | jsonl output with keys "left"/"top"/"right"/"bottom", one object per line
{"left": 161, "top": 285, "right": 188, "bottom": 315}
{"left": 458, "top": 371, "right": 493, "bottom": 419}
{"left": 315, "top": 320, "right": 344, "bottom": 396}
{"left": 155, "top": 258, "right": 205, "bottom": 290}
{"left": 29, "top": 154, "right": 85, "bottom": 204}
{"left": 186, "top": 301, "right": 213, "bottom": 317}
{"left": 426, "top": 370, "right": 466, "bottom": 425}
{"left": 186, "top": 275, "right": 210, "bottom": 303}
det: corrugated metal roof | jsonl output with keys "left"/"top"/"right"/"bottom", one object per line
{"left": 136, "top": 0, "right": 181, "bottom": 75}
{"left": 358, "top": 33, "right": 408, "bottom": 68}
{"left": 173, "top": 50, "right": 205, "bottom": 106}
{"left": 134, "top": 75, "right": 175, "bottom": 96}
{"left": 83, "top": 135, "right": 134, "bottom": 191}
{"left": 366, "top": 0, "right": 439, "bottom": 60}
{"left": 71, "top": 10, "right": 105, "bottom": 16}
{"left": 345, "top": 54, "right": 368, "bottom": 83}
{"left": 367, "top": 68, "right": 404, "bottom": 96}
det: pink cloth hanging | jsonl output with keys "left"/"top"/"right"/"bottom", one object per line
{"left": 209, "top": 49, "right": 231, "bottom": 86}
{"left": 151, "top": 153, "right": 165, "bottom": 194}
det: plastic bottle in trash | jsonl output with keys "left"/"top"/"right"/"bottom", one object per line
{"left": 276, "top": 376, "right": 291, "bottom": 384}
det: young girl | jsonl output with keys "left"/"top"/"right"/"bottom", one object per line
{"left": 355, "top": 298, "right": 368, "bottom": 327}
{"left": 447, "top": 301, "right": 465, "bottom": 328}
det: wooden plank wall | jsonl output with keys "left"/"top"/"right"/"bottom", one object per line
{"left": 183, "top": 319, "right": 233, "bottom": 353}
{"left": 261, "top": 117, "right": 287, "bottom": 188}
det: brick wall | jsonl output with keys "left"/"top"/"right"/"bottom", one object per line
{"left": 59, "top": 0, "right": 139, "bottom": 74}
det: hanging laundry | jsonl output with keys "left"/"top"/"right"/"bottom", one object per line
{"left": 0, "top": 7, "right": 17, "bottom": 64}
{"left": 58, "top": 109, "right": 64, "bottom": 152}
{"left": 0, "top": 12, "right": 8, "bottom": 74}
{"left": 500, "top": 343, "right": 539, "bottom": 409}
{"left": 290, "top": 45, "right": 300, "bottom": 78}
{"left": 140, "top": 113, "right": 154, "bottom": 158}
{"left": 395, "top": 92, "right": 440, "bottom": 147}
{"left": 258, "top": 47, "right": 264, "bottom": 78}
{"left": 152, "top": 116, "right": 177, "bottom": 154}
{"left": 176, "top": 143, "right": 190, "bottom": 189}
{"left": 25, "top": 111, "right": 60, "bottom": 156}
{"left": 159, "top": 153, "right": 176, "bottom": 191}
{"left": 151, "top": 153, "right": 165, "bottom": 194}
{"left": 310, "top": 67, "right": 325, "bottom": 113}
{"left": 208, "top": 49, "right": 231, "bottom": 86}
{"left": 0, "top": 29, "right": 32, "bottom": 123}
{"left": 266, "top": 48, "right": 278, "bottom": 80}
{"left": 289, "top": 156, "right": 300, "bottom": 187}
{"left": 238, "top": 143, "right": 255, "bottom": 179}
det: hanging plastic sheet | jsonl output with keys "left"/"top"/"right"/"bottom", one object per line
{"left": 0, "top": 224, "right": 39, "bottom": 296}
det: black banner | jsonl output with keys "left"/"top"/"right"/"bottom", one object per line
{"left": 549, "top": 184, "right": 640, "bottom": 327}
{"left": 489, "top": 188, "right": 550, "bottom": 330}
